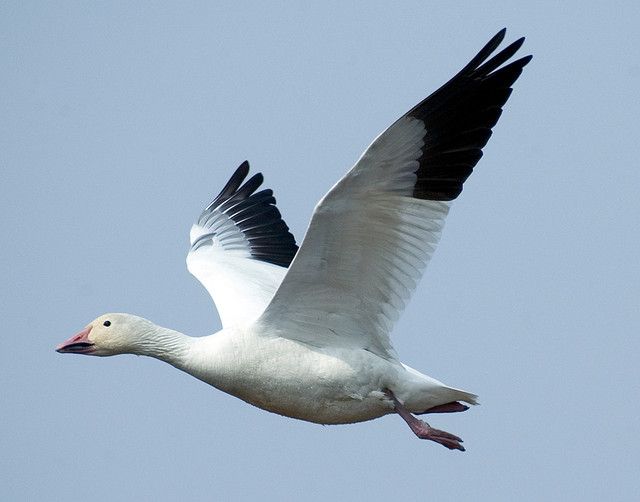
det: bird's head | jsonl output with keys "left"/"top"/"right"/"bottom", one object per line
{"left": 56, "top": 313, "right": 155, "bottom": 357}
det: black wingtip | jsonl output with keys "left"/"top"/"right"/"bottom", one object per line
{"left": 461, "top": 28, "right": 507, "bottom": 73}
{"left": 488, "top": 28, "right": 507, "bottom": 46}
{"left": 405, "top": 28, "right": 530, "bottom": 202}
{"left": 195, "top": 161, "right": 299, "bottom": 268}
{"left": 205, "top": 161, "right": 252, "bottom": 211}
{"left": 510, "top": 36, "right": 526, "bottom": 54}
{"left": 474, "top": 35, "right": 530, "bottom": 76}
{"left": 520, "top": 54, "right": 533, "bottom": 66}
{"left": 238, "top": 160, "right": 250, "bottom": 177}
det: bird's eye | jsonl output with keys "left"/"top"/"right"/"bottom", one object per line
{"left": 103, "top": 320, "right": 111, "bottom": 327}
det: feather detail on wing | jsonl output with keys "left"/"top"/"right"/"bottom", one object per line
{"left": 256, "top": 29, "right": 531, "bottom": 359}
{"left": 187, "top": 161, "right": 298, "bottom": 328}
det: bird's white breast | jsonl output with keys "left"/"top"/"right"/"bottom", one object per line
{"left": 184, "top": 328, "right": 398, "bottom": 424}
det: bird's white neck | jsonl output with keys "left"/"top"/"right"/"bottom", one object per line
{"left": 128, "top": 322, "right": 238, "bottom": 394}
{"left": 130, "top": 325, "right": 195, "bottom": 368}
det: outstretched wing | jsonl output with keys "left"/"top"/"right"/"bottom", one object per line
{"left": 257, "top": 29, "right": 531, "bottom": 359}
{"left": 187, "top": 161, "right": 298, "bottom": 328}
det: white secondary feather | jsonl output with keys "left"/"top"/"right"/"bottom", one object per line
{"left": 187, "top": 226, "right": 288, "bottom": 328}
{"left": 257, "top": 117, "right": 450, "bottom": 359}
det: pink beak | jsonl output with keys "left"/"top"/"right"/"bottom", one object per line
{"left": 56, "top": 325, "right": 95, "bottom": 354}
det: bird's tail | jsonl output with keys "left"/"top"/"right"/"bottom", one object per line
{"left": 449, "top": 388, "right": 479, "bottom": 406}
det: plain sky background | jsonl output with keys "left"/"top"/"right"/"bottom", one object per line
{"left": 2, "top": 2, "right": 639, "bottom": 500}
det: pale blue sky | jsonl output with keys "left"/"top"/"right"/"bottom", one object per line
{"left": 2, "top": 2, "right": 639, "bottom": 501}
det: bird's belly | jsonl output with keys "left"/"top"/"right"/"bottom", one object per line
{"left": 235, "top": 373, "right": 391, "bottom": 425}
{"left": 195, "top": 337, "right": 396, "bottom": 424}
{"left": 236, "top": 375, "right": 391, "bottom": 425}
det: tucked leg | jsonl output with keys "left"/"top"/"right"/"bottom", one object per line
{"left": 417, "top": 401, "right": 469, "bottom": 414}
{"left": 385, "top": 390, "right": 465, "bottom": 451}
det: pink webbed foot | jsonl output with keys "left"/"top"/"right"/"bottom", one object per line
{"left": 385, "top": 390, "right": 466, "bottom": 451}
{"left": 406, "top": 421, "right": 465, "bottom": 451}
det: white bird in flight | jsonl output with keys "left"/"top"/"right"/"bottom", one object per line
{"left": 57, "top": 29, "right": 531, "bottom": 451}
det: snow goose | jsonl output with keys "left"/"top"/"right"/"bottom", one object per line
{"left": 57, "top": 29, "right": 531, "bottom": 451}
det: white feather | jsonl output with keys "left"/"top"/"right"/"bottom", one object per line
{"left": 258, "top": 117, "right": 450, "bottom": 359}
